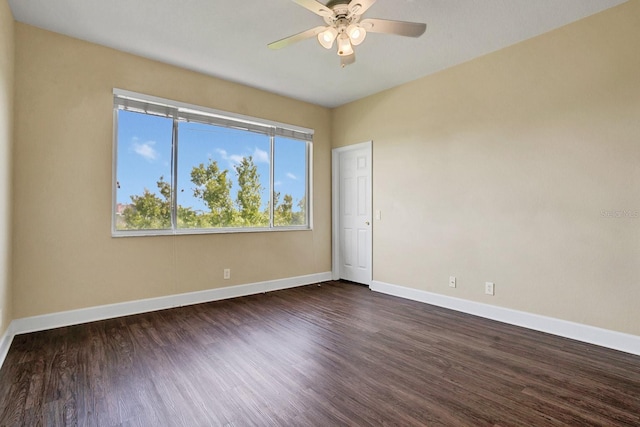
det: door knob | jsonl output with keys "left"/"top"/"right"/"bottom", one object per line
{"left": 365, "top": 221, "right": 370, "bottom": 225}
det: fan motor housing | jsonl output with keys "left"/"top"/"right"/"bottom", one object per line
{"left": 326, "top": 0, "right": 351, "bottom": 8}
{"left": 326, "top": 0, "right": 350, "bottom": 17}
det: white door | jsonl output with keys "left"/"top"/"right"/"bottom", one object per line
{"left": 333, "top": 142, "right": 372, "bottom": 285}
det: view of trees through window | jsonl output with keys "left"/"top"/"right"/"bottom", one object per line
{"left": 114, "top": 97, "right": 310, "bottom": 234}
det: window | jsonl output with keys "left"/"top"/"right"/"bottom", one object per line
{"left": 113, "top": 89, "right": 312, "bottom": 236}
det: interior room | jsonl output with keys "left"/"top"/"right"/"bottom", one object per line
{"left": 0, "top": 0, "right": 639, "bottom": 424}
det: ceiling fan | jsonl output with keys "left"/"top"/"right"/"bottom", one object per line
{"left": 268, "top": 0, "right": 427, "bottom": 67}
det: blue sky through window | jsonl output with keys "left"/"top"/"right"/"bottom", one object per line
{"left": 116, "top": 110, "right": 307, "bottom": 214}
{"left": 116, "top": 111, "right": 172, "bottom": 207}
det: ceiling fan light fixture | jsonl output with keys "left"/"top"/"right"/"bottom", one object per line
{"left": 269, "top": 0, "right": 428, "bottom": 67}
{"left": 347, "top": 24, "right": 366, "bottom": 45}
{"left": 337, "top": 34, "right": 354, "bottom": 56}
{"left": 317, "top": 27, "right": 338, "bottom": 49}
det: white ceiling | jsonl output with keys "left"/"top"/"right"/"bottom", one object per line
{"left": 8, "top": 0, "right": 626, "bottom": 108}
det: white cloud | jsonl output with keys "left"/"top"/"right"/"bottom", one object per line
{"left": 132, "top": 140, "right": 159, "bottom": 162}
{"left": 274, "top": 181, "right": 283, "bottom": 187}
{"left": 253, "top": 147, "right": 270, "bottom": 164}
{"left": 216, "top": 147, "right": 266, "bottom": 168}
{"left": 230, "top": 154, "right": 245, "bottom": 164}
{"left": 215, "top": 148, "right": 243, "bottom": 167}
{"left": 286, "top": 172, "right": 297, "bottom": 180}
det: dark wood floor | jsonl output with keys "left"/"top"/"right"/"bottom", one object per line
{"left": 0, "top": 281, "right": 639, "bottom": 426}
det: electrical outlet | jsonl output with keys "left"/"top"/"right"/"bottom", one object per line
{"left": 449, "top": 276, "right": 456, "bottom": 288}
{"left": 223, "top": 268, "right": 231, "bottom": 280}
{"left": 485, "top": 282, "right": 495, "bottom": 295}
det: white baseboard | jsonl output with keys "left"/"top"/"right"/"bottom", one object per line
{"left": 0, "top": 323, "right": 15, "bottom": 370}
{"left": 4, "top": 273, "right": 635, "bottom": 369}
{"left": 5, "top": 271, "right": 330, "bottom": 345}
{"left": 371, "top": 280, "right": 640, "bottom": 357}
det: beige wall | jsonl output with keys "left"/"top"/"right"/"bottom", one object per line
{"left": 0, "top": 0, "right": 14, "bottom": 336}
{"left": 12, "top": 24, "right": 332, "bottom": 318}
{"left": 332, "top": 1, "right": 640, "bottom": 335}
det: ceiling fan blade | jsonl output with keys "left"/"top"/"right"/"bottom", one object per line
{"left": 348, "top": 0, "right": 376, "bottom": 16}
{"left": 360, "top": 18, "right": 426, "bottom": 37}
{"left": 340, "top": 52, "right": 356, "bottom": 67}
{"left": 268, "top": 26, "right": 327, "bottom": 50}
{"left": 292, "top": 0, "right": 334, "bottom": 17}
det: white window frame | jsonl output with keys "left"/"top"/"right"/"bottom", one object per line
{"left": 112, "top": 89, "right": 313, "bottom": 237}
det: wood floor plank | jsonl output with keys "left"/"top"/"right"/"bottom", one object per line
{"left": 1, "top": 281, "right": 639, "bottom": 426}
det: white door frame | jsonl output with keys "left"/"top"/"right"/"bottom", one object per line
{"left": 331, "top": 141, "right": 373, "bottom": 285}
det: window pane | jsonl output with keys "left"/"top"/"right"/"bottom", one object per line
{"left": 115, "top": 110, "right": 173, "bottom": 231}
{"left": 177, "top": 121, "right": 271, "bottom": 229}
{"left": 273, "top": 137, "right": 308, "bottom": 226}
{"left": 113, "top": 91, "right": 313, "bottom": 236}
